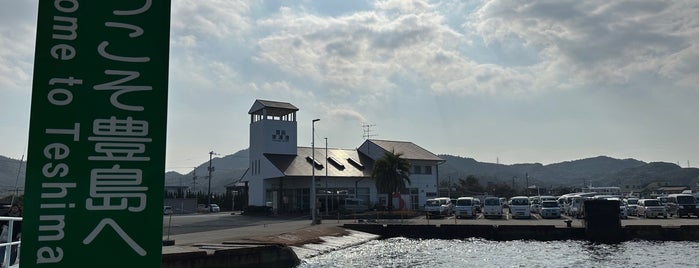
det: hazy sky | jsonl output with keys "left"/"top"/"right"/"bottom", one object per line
{"left": 2, "top": 0, "right": 698, "bottom": 173}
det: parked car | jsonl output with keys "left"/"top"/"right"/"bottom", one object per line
{"left": 163, "top": 206, "right": 174, "bottom": 215}
{"left": 624, "top": 197, "right": 639, "bottom": 216}
{"left": 453, "top": 197, "right": 476, "bottom": 219}
{"left": 657, "top": 196, "right": 678, "bottom": 217}
{"left": 473, "top": 198, "right": 482, "bottom": 213}
{"left": 482, "top": 197, "right": 503, "bottom": 219}
{"left": 568, "top": 196, "right": 587, "bottom": 219}
{"left": 425, "top": 197, "right": 452, "bottom": 217}
{"left": 668, "top": 194, "right": 697, "bottom": 218}
{"left": 509, "top": 196, "right": 531, "bottom": 219}
{"left": 538, "top": 196, "right": 557, "bottom": 214}
{"left": 539, "top": 200, "right": 561, "bottom": 219}
{"left": 637, "top": 199, "right": 667, "bottom": 218}
{"left": 209, "top": 204, "right": 221, "bottom": 212}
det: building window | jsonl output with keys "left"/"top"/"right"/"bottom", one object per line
{"left": 413, "top": 166, "right": 422, "bottom": 174}
{"left": 424, "top": 166, "right": 432, "bottom": 175}
{"left": 356, "top": 188, "right": 370, "bottom": 205}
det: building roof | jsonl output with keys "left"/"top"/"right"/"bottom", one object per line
{"left": 248, "top": 99, "right": 299, "bottom": 116}
{"left": 265, "top": 147, "right": 373, "bottom": 178}
{"left": 367, "top": 139, "right": 443, "bottom": 162}
{"left": 657, "top": 186, "right": 689, "bottom": 192}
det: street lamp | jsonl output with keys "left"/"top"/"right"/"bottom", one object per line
{"left": 311, "top": 118, "right": 320, "bottom": 224}
{"left": 324, "top": 137, "right": 328, "bottom": 216}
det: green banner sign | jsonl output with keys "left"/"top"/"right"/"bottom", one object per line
{"left": 22, "top": 1, "right": 171, "bottom": 267}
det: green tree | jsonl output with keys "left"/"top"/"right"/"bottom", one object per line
{"left": 372, "top": 150, "right": 411, "bottom": 211}
{"left": 489, "top": 182, "right": 516, "bottom": 198}
{"left": 457, "top": 175, "right": 484, "bottom": 194}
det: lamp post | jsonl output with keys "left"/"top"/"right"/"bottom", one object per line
{"left": 311, "top": 118, "right": 320, "bottom": 224}
{"left": 324, "top": 137, "right": 328, "bottom": 216}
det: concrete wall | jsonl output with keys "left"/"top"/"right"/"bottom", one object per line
{"left": 162, "top": 244, "right": 299, "bottom": 268}
{"left": 343, "top": 223, "right": 699, "bottom": 242}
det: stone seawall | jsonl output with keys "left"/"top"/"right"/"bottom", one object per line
{"left": 161, "top": 243, "right": 300, "bottom": 268}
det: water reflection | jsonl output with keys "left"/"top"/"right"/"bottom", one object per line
{"left": 299, "top": 238, "right": 699, "bottom": 268}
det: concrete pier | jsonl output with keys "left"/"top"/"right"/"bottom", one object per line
{"left": 160, "top": 213, "right": 699, "bottom": 267}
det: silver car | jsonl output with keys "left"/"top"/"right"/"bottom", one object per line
{"left": 637, "top": 199, "right": 667, "bottom": 218}
{"left": 539, "top": 200, "right": 561, "bottom": 219}
{"left": 624, "top": 198, "right": 639, "bottom": 216}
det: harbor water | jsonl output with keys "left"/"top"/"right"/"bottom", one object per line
{"left": 298, "top": 237, "right": 699, "bottom": 267}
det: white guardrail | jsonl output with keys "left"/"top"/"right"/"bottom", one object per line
{"left": 0, "top": 216, "right": 22, "bottom": 268}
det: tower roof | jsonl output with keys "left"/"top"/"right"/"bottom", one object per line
{"left": 248, "top": 99, "right": 299, "bottom": 116}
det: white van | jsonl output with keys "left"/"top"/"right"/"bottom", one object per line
{"left": 568, "top": 196, "right": 586, "bottom": 218}
{"left": 454, "top": 197, "right": 476, "bottom": 218}
{"left": 482, "top": 197, "right": 503, "bottom": 218}
{"left": 667, "top": 194, "right": 696, "bottom": 217}
{"left": 509, "top": 196, "right": 531, "bottom": 219}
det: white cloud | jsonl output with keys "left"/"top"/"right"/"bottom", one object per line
{"left": 467, "top": 0, "right": 699, "bottom": 90}
{"left": 171, "top": 0, "right": 254, "bottom": 41}
{"left": 2, "top": 0, "right": 699, "bottom": 169}
{"left": 326, "top": 108, "right": 367, "bottom": 123}
{"left": 0, "top": 18, "right": 36, "bottom": 93}
{"left": 253, "top": 0, "right": 540, "bottom": 100}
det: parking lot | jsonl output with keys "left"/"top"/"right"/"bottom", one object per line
{"left": 399, "top": 210, "right": 699, "bottom": 228}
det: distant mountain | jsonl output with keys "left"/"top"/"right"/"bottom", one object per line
{"left": 0, "top": 155, "right": 25, "bottom": 195}
{"left": 438, "top": 154, "right": 699, "bottom": 190}
{"left": 2, "top": 150, "right": 698, "bottom": 195}
{"left": 164, "top": 149, "right": 249, "bottom": 194}
{"left": 606, "top": 162, "right": 699, "bottom": 188}
{"left": 0, "top": 149, "right": 250, "bottom": 195}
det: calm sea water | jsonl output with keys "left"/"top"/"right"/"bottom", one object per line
{"left": 298, "top": 238, "right": 699, "bottom": 268}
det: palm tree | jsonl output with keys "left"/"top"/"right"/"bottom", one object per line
{"left": 372, "top": 150, "right": 411, "bottom": 211}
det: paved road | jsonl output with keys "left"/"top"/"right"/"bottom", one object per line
{"left": 162, "top": 212, "right": 316, "bottom": 236}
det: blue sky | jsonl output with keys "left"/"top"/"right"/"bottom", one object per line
{"left": 2, "top": 0, "right": 698, "bottom": 173}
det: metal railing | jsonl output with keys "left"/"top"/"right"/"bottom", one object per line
{"left": 0, "top": 216, "right": 22, "bottom": 268}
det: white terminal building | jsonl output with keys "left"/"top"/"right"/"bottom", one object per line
{"left": 242, "top": 99, "right": 445, "bottom": 213}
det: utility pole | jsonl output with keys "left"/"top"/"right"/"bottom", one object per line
{"left": 525, "top": 173, "right": 529, "bottom": 196}
{"left": 208, "top": 151, "right": 215, "bottom": 209}
{"left": 192, "top": 168, "right": 197, "bottom": 197}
